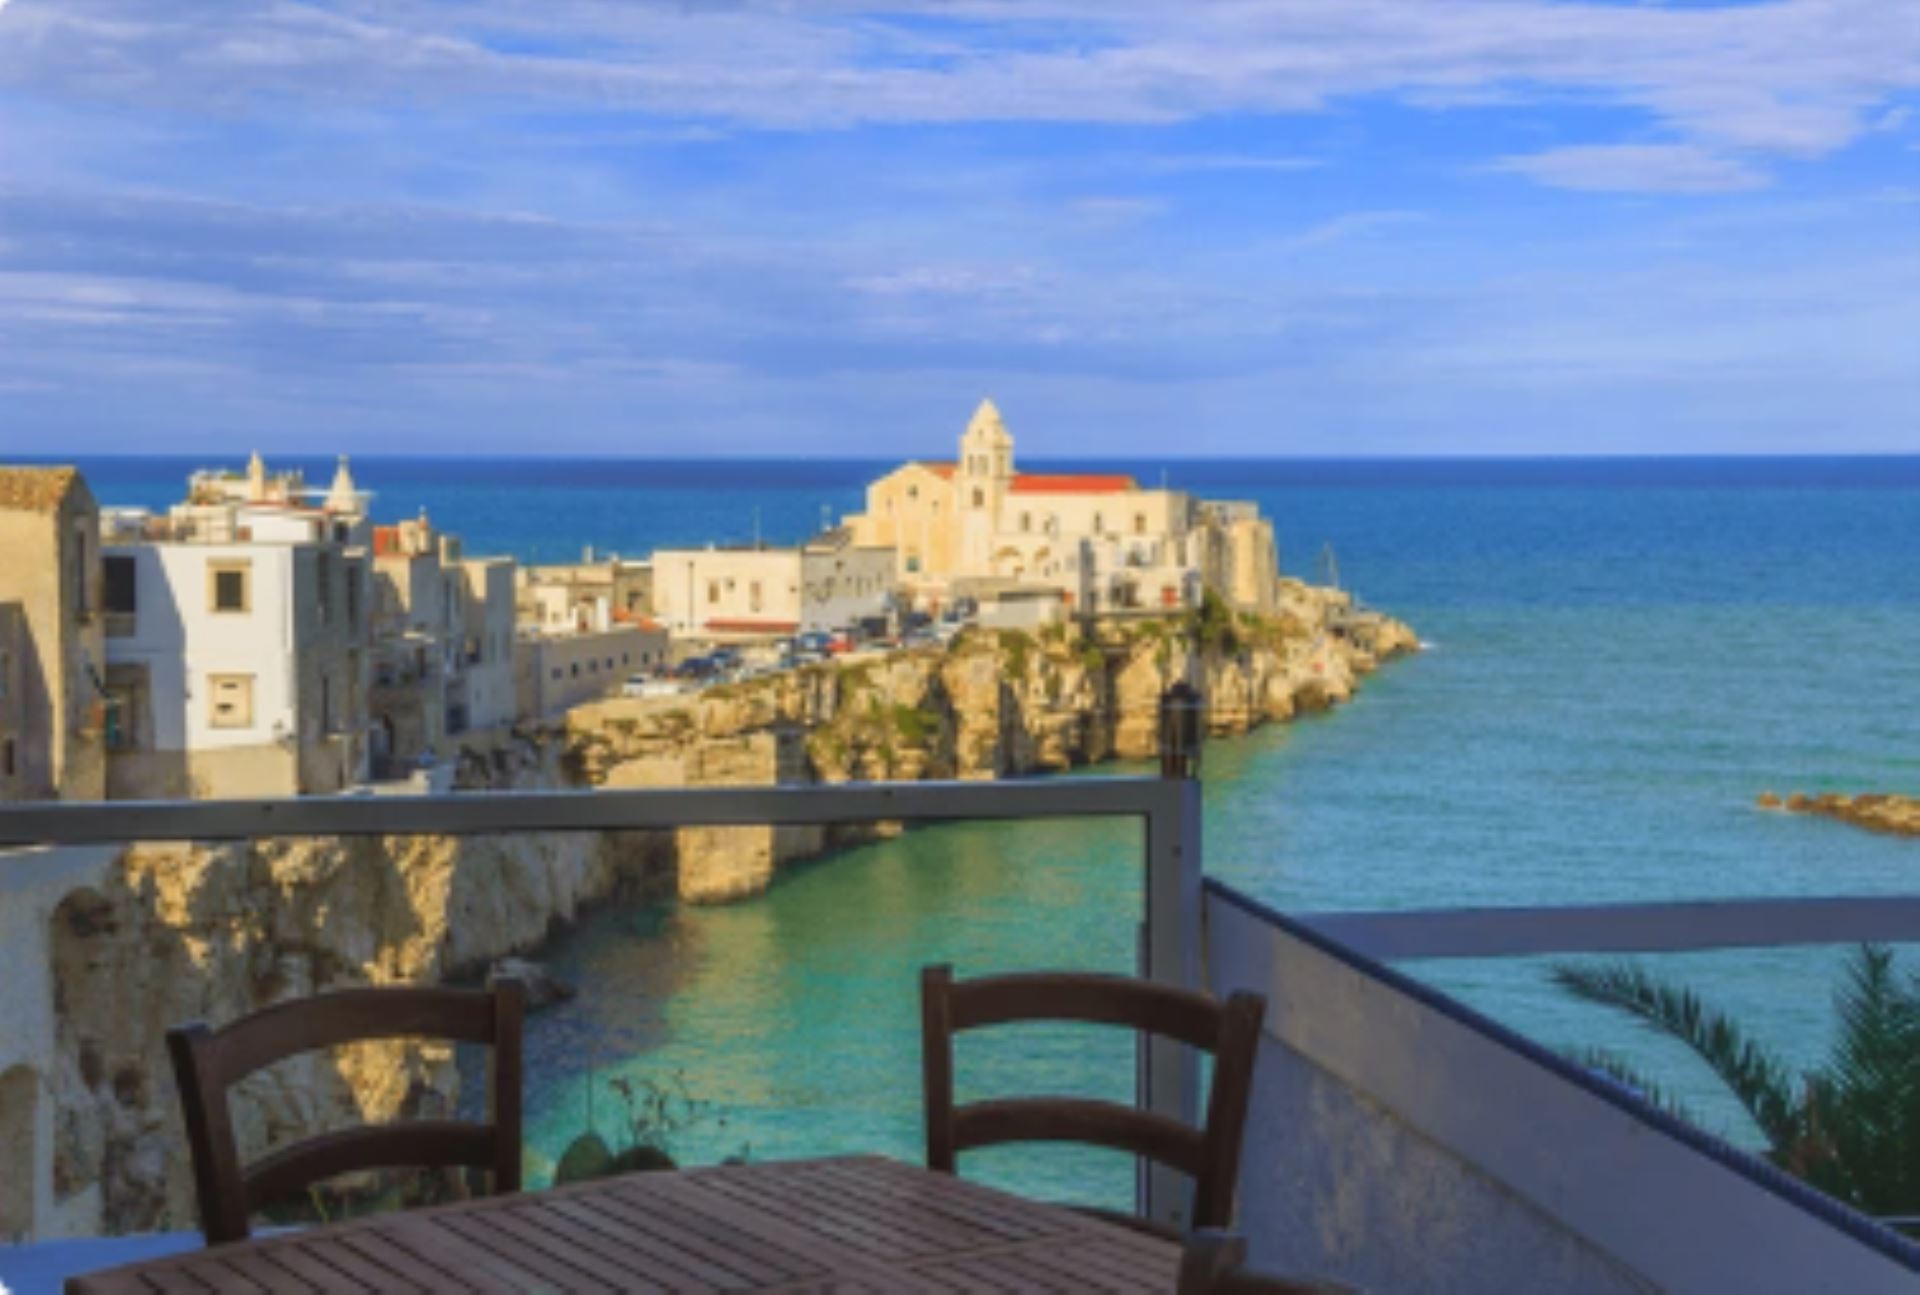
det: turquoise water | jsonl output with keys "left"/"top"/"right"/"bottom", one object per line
{"left": 60, "top": 455, "right": 1920, "bottom": 1192}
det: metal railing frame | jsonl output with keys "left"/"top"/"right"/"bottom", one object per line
{"left": 0, "top": 775, "right": 1204, "bottom": 1227}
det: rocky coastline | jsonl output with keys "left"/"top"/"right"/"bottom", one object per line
{"left": 1758, "top": 791, "right": 1920, "bottom": 839}
{"left": 39, "top": 581, "right": 1416, "bottom": 1236}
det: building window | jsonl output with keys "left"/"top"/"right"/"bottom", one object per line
{"left": 346, "top": 570, "right": 361, "bottom": 632}
{"left": 551, "top": 667, "right": 562, "bottom": 680}
{"left": 319, "top": 673, "right": 333, "bottom": 734}
{"left": 102, "top": 555, "right": 137, "bottom": 635}
{"left": 749, "top": 580, "right": 763, "bottom": 612}
{"left": 1020, "top": 513, "right": 1031, "bottom": 532}
{"left": 707, "top": 580, "right": 720, "bottom": 605}
{"left": 908, "top": 486, "right": 919, "bottom": 500}
{"left": 906, "top": 554, "right": 921, "bottom": 574}
{"left": 972, "top": 488, "right": 984, "bottom": 508}
{"left": 1093, "top": 513, "right": 1104, "bottom": 534}
{"left": 207, "top": 674, "right": 254, "bottom": 729}
{"left": 1135, "top": 513, "right": 1147, "bottom": 535}
{"left": 208, "top": 560, "right": 251, "bottom": 613}
{"left": 1, "top": 738, "right": 13, "bottom": 777}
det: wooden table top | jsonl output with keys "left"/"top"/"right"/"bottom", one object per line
{"left": 68, "top": 1155, "right": 1183, "bottom": 1293}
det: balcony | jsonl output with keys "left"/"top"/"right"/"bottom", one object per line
{"left": 1, "top": 780, "right": 1917, "bottom": 1293}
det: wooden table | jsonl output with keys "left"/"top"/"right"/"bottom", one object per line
{"left": 68, "top": 1155, "right": 1182, "bottom": 1293}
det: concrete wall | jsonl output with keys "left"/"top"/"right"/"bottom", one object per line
{"left": 1205, "top": 885, "right": 1920, "bottom": 1295}
{"left": 796, "top": 545, "right": 894, "bottom": 633}
{"left": 0, "top": 845, "right": 119, "bottom": 1240}
{"left": 514, "top": 625, "right": 667, "bottom": 718}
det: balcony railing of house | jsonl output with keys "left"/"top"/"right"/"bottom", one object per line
{"left": 2, "top": 779, "right": 1919, "bottom": 1293}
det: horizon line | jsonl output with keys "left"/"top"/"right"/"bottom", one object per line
{"left": 13, "top": 450, "right": 1920, "bottom": 464}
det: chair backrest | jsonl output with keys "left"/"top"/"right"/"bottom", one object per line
{"left": 920, "top": 965, "right": 1265, "bottom": 1230}
{"left": 1176, "top": 1230, "right": 1366, "bottom": 1295}
{"left": 166, "top": 978, "right": 525, "bottom": 1244}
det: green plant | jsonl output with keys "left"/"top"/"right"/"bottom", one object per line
{"left": 554, "top": 1068, "right": 726, "bottom": 1185}
{"left": 1554, "top": 944, "right": 1920, "bottom": 1224}
{"left": 999, "top": 630, "right": 1032, "bottom": 678}
{"left": 888, "top": 703, "right": 938, "bottom": 746}
{"left": 1186, "top": 589, "right": 1240, "bottom": 654}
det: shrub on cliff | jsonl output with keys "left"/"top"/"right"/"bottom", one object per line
{"left": 1187, "top": 589, "right": 1241, "bottom": 654}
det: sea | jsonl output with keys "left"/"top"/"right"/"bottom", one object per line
{"left": 57, "top": 454, "right": 1920, "bottom": 1206}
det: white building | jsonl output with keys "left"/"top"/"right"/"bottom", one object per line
{"left": 98, "top": 492, "right": 370, "bottom": 800}
{"left": 651, "top": 532, "right": 896, "bottom": 639}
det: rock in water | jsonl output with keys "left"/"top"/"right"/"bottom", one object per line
{"left": 491, "top": 957, "right": 578, "bottom": 1009}
{"left": 1763, "top": 791, "right": 1920, "bottom": 838}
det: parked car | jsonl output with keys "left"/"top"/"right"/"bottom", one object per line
{"left": 794, "top": 631, "right": 832, "bottom": 655}
{"left": 674, "top": 654, "right": 718, "bottom": 680}
{"left": 624, "top": 675, "right": 690, "bottom": 699}
{"left": 826, "top": 631, "right": 857, "bottom": 655}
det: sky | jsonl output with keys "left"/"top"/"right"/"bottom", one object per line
{"left": 0, "top": 0, "right": 1915, "bottom": 458}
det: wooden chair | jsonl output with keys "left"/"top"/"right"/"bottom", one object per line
{"left": 920, "top": 964, "right": 1266, "bottom": 1236}
{"left": 1177, "top": 1230, "right": 1366, "bottom": 1294}
{"left": 166, "top": 978, "right": 525, "bottom": 1244}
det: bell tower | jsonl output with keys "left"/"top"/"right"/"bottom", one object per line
{"left": 958, "top": 398, "right": 1012, "bottom": 574}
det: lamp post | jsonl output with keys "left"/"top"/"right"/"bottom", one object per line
{"left": 1158, "top": 681, "right": 1204, "bottom": 780}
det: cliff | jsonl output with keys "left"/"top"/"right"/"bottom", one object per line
{"left": 1758, "top": 791, "right": 1920, "bottom": 839}
{"left": 37, "top": 583, "right": 1415, "bottom": 1236}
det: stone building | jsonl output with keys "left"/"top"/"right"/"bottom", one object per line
{"left": 651, "top": 531, "right": 895, "bottom": 640}
{"left": 368, "top": 511, "right": 518, "bottom": 775}
{"left": 0, "top": 467, "right": 107, "bottom": 801}
{"left": 97, "top": 458, "right": 373, "bottom": 799}
{"left": 846, "top": 399, "right": 1280, "bottom": 616}
{"left": 513, "top": 623, "right": 668, "bottom": 718}
{"left": 515, "top": 556, "right": 654, "bottom": 634}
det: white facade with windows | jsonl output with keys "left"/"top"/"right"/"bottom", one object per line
{"left": 98, "top": 535, "right": 370, "bottom": 799}
{"left": 652, "top": 537, "right": 895, "bottom": 638}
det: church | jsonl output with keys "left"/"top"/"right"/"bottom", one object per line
{"left": 846, "top": 400, "right": 1280, "bottom": 617}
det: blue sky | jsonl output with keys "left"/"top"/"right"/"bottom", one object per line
{"left": 0, "top": 1, "right": 1914, "bottom": 457}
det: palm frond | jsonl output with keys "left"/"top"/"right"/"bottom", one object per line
{"left": 1564, "top": 1046, "right": 1701, "bottom": 1126}
{"left": 1805, "top": 946, "right": 1920, "bottom": 1213}
{"left": 1550, "top": 960, "right": 1801, "bottom": 1151}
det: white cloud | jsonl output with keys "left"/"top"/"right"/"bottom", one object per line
{"left": 2, "top": 1, "right": 1915, "bottom": 168}
{"left": 1490, "top": 144, "right": 1770, "bottom": 194}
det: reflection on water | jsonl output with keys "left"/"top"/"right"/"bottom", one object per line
{"left": 524, "top": 813, "right": 1145, "bottom": 1208}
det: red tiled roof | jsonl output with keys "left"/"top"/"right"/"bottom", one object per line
{"left": 921, "top": 462, "right": 956, "bottom": 479}
{"left": 1011, "top": 473, "right": 1136, "bottom": 495}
